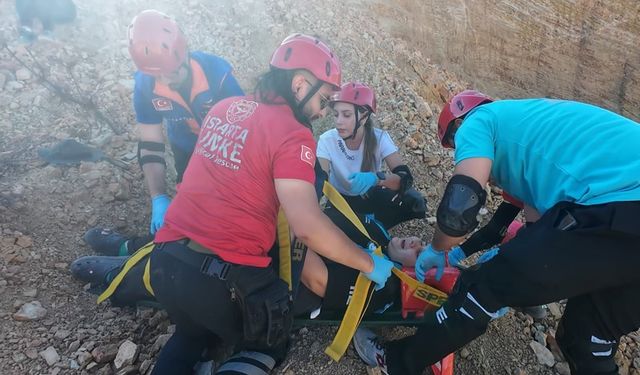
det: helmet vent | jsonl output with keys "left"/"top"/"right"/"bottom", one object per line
{"left": 144, "top": 47, "right": 149, "bottom": 55}
{"left": 354, "top": 91, "right": 360, "bottom": 100}
{"left": 162, "top": 27, "right": 171, "bottom": 34}
{"left": 284, "top": 47, "right": 292, "bottom": 62}
{"left": 161, "top": 43, "right": 169, "bottom": 50}
{"left": 456, "top": 99, "right": 464, "bottom": 111}
{"left": 325, "top": 61, "right": 331, "bottom": 77}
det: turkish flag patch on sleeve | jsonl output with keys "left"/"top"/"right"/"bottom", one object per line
{"left": 300, "top": 145, "right": 315, "bottom": 166}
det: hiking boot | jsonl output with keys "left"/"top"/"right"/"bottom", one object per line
{"left": 83, "top": 227, "right": 129, "bottom": 256}
{"left": 70, "top": 255, "right": 126, "bottom": 287}
{"left": 516, "top": 305, "right": 548, "bottom": 320}
{"left": 353, "top": 327, "right": 389, "bottom": 374}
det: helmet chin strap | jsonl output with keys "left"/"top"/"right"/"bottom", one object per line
{"left": 291, "top": 80, "right": 323, "bottom": 128}
{"left": 343, "top": 106, "right": 368, "bottom": 141}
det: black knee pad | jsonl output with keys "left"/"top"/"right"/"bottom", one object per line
{"left": 556, "top": 321, "right": 619, "bottom": 375}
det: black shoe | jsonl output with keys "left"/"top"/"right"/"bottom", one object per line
{"left": 516, "top": 305, "right": 548, "bottom": 320}
{"left": 70, "top": 255, "right": 127, "bottom": 287}
{"left": 83, "top": 227, "right": 128, "bottom": 256}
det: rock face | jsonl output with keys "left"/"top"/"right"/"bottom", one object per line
{"left": 376, "top": 0, "right": 640, "bottom": 120}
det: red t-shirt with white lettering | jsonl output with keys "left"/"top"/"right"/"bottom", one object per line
{"left": 155, "top": 96, "right": 316, "bottom": 267}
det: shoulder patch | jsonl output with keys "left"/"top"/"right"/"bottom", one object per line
{"left": 300, "top": 145, "right": 315, "bottom": 166}
{"left": 152, "top": 98, "right": 173, "bottom": 111}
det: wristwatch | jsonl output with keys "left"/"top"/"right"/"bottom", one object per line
{"left": 376, "top": 172, "right": 386, "bottom": 186}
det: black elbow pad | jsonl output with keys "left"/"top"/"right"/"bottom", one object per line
{"left": 137, "top": 141, "right": 166, "bottom": 168}
{"left": 391, "top": 164, "right": 413, "bottom": 195}
{"left": 436, "top": 174, "right": 486, "bottom": 237}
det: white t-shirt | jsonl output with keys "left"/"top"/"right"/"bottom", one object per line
{"left": 317, "top": 128, "right": 398, "bottom": 195}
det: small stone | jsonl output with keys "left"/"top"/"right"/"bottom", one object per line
{"left": 114, "top": 340, "right": 138, "bottom": 369}
{"left": 86, "top": 362, "right": 98, "bottom": 370}
{"left": 151, "top": 334, "right": 172, "bottom": 353}
{"left": 529, "top": 341, "right": 555, "bottom": 367}
{"left": 116, "top": 365, "right": 138, "bottom": 375}
{"left": 68, "top": 339, "right": 81, "bottom": 352}
{"left": 91, "top": 344, "right": 118, "bottom": 363}
{"left": 426, "top": 216, "right": 437, "bottom": 225}
{"left": 77, "top": 350, "right": 93, "bottom": 366}
{"left": 16, "top": 68, "right": 31, "bottom": 81}
{"left": 460, "top": 347, "right": 470, "bottom": 359}
{"left": 22, "top": 288, "right": 37, "bottom": 297}
{"left": 555, "top": 361, "right": 571, "bottom": 375}
{"left": 15, "top": 235, "right": 33, "bottom": 248}
{"left": 39, "top": 346, "right": 60, "bottom": 366}
{"left": 54, "top": 262, "right": 68, "bottom": 270}
{"left": 54, "top": 329, "right": 71, "bottom": 340}
{"left": 25, "top": 348, "right": 39, "bottom": 359}
{"left": 13, "top": 301, "right": 47, "bottom": 321}
{"left": 12, "top": 352, "right": 26, "bottom": 363}
{"left": 139, "top": 359, "right": 153, "bottom": 374}
{"left": 547, "top": 302, "right": 563, "bottom": 319}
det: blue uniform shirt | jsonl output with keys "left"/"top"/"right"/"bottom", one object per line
{"left": 133, "top": 51, "right": 244, "bottom": 153}
{"left": 454, "top": 99, "right": 640, "bottom": 214}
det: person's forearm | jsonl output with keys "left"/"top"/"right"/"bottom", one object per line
{"left": 432, "top": 227, "right": 466, "bottom": 252}
{"left": 142, "top": 163, "right": 167, "bottom": 197}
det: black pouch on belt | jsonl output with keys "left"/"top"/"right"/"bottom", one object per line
{"left": 228, "top": 266, "right": 293, "bottom": 350}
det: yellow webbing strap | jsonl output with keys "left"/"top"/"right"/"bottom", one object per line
{"left": 97, "top": 241, "right": 155, "bottom": 304}
{"left": 143, "top": 258, "right": 155, "bottom": 296}
{"left": 277, "top": 209, "right": 292, "bottom": 290}
{"left": 322, "top": 182, "right": 448, "bottom": 361}
{"left": 323, "top": 182, "right": 382, "bottom": 361}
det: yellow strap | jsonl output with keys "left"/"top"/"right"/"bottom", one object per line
{"left": 97, "top": 241, "right": 155, "bottom": 304}
{"left": 322, "top": 181, "right": 448, "bottom": 361}
{"left": 143, "top": 258, "right": 155, "bottom": 296}
{"left": 323, "top": 182, "right": 382, "bottom": 361}
{"left": 277, "top": 209, "right": 292, "bottom": 290}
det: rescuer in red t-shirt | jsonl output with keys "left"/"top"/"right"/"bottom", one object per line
{"left": 145, "top": 34, "right": 395, "bottom": 374}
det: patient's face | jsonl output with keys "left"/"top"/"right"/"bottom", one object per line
{"left": 387, "top": 236, "right": 424, "bottom": 267}
{"left": 389, "top": 236, "right": 424, "bottom": 252}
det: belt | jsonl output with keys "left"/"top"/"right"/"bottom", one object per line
{"left": 160, "top": 239, "right": 232, "bottom": 280}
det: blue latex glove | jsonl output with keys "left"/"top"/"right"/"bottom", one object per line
{"left": 478, "top": 247, "right": 500, "bottom": 264}
{"left": 364, "top": 253, "right": 394, "bottom": 290}
{"left": 348, "top": 172, "right": 378, "bottom": 195}
{"left": 150, "top": 194, "right": 171, "bottom": 234}
{"left": 415, "top": 244, "right": 446, "bottom": 282}
{"left": 447, "top": 246, "right": 466, "bottom": 267}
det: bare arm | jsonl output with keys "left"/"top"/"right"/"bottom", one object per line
{"left": 137, "top": 123, "right": 167, "bottom": 198}
{"left": 275, "top": 178, "right": 374, "bottom": 273}
{"left": 432, "top": 157, "right": 492, "bottom": 250}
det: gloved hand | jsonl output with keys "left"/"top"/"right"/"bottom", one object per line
{"left": 478, "top": 247, "right": 500, "bottom": 264}
{"left": 415, "top": 244, "right": 446, "bottom": 282}
{"left": 150, "top": 194, "right": 171, "bottom": 234}
{"left": 364, "top": 253, "right": 394, "bottom": 290}
{"left": 348, "top": 172, "right": 378, "bottom": 195}
{"left": 447, "top": 246, "right": 466, "bottom": 267}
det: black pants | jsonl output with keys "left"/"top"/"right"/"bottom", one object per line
{"left": 334, "top": 187, "right": 426, "bottom": 229}
{"left": 16, "top": 0, "right": 76, "bottom": 30}
{"left": 386, "top": 201, "right": 640, "bottom": 375}
{"left": 149, "top": 242, "right": 288, "bottom": 375}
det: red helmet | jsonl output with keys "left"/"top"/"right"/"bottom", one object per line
{"left": 331, "top": 82, "right": 377, "bottom": 112}
{"left": 437, "top": 90, "right": 493, "bottom": 148}
{"left": 128, "top": 10, "right": 188, "bottom": 76}
{"left": 270, "top": 34, "right": 341, "bottom": 89}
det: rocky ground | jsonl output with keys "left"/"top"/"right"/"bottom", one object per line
{"left": 0, "top": 0, "right": 638, "bottom": 374}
